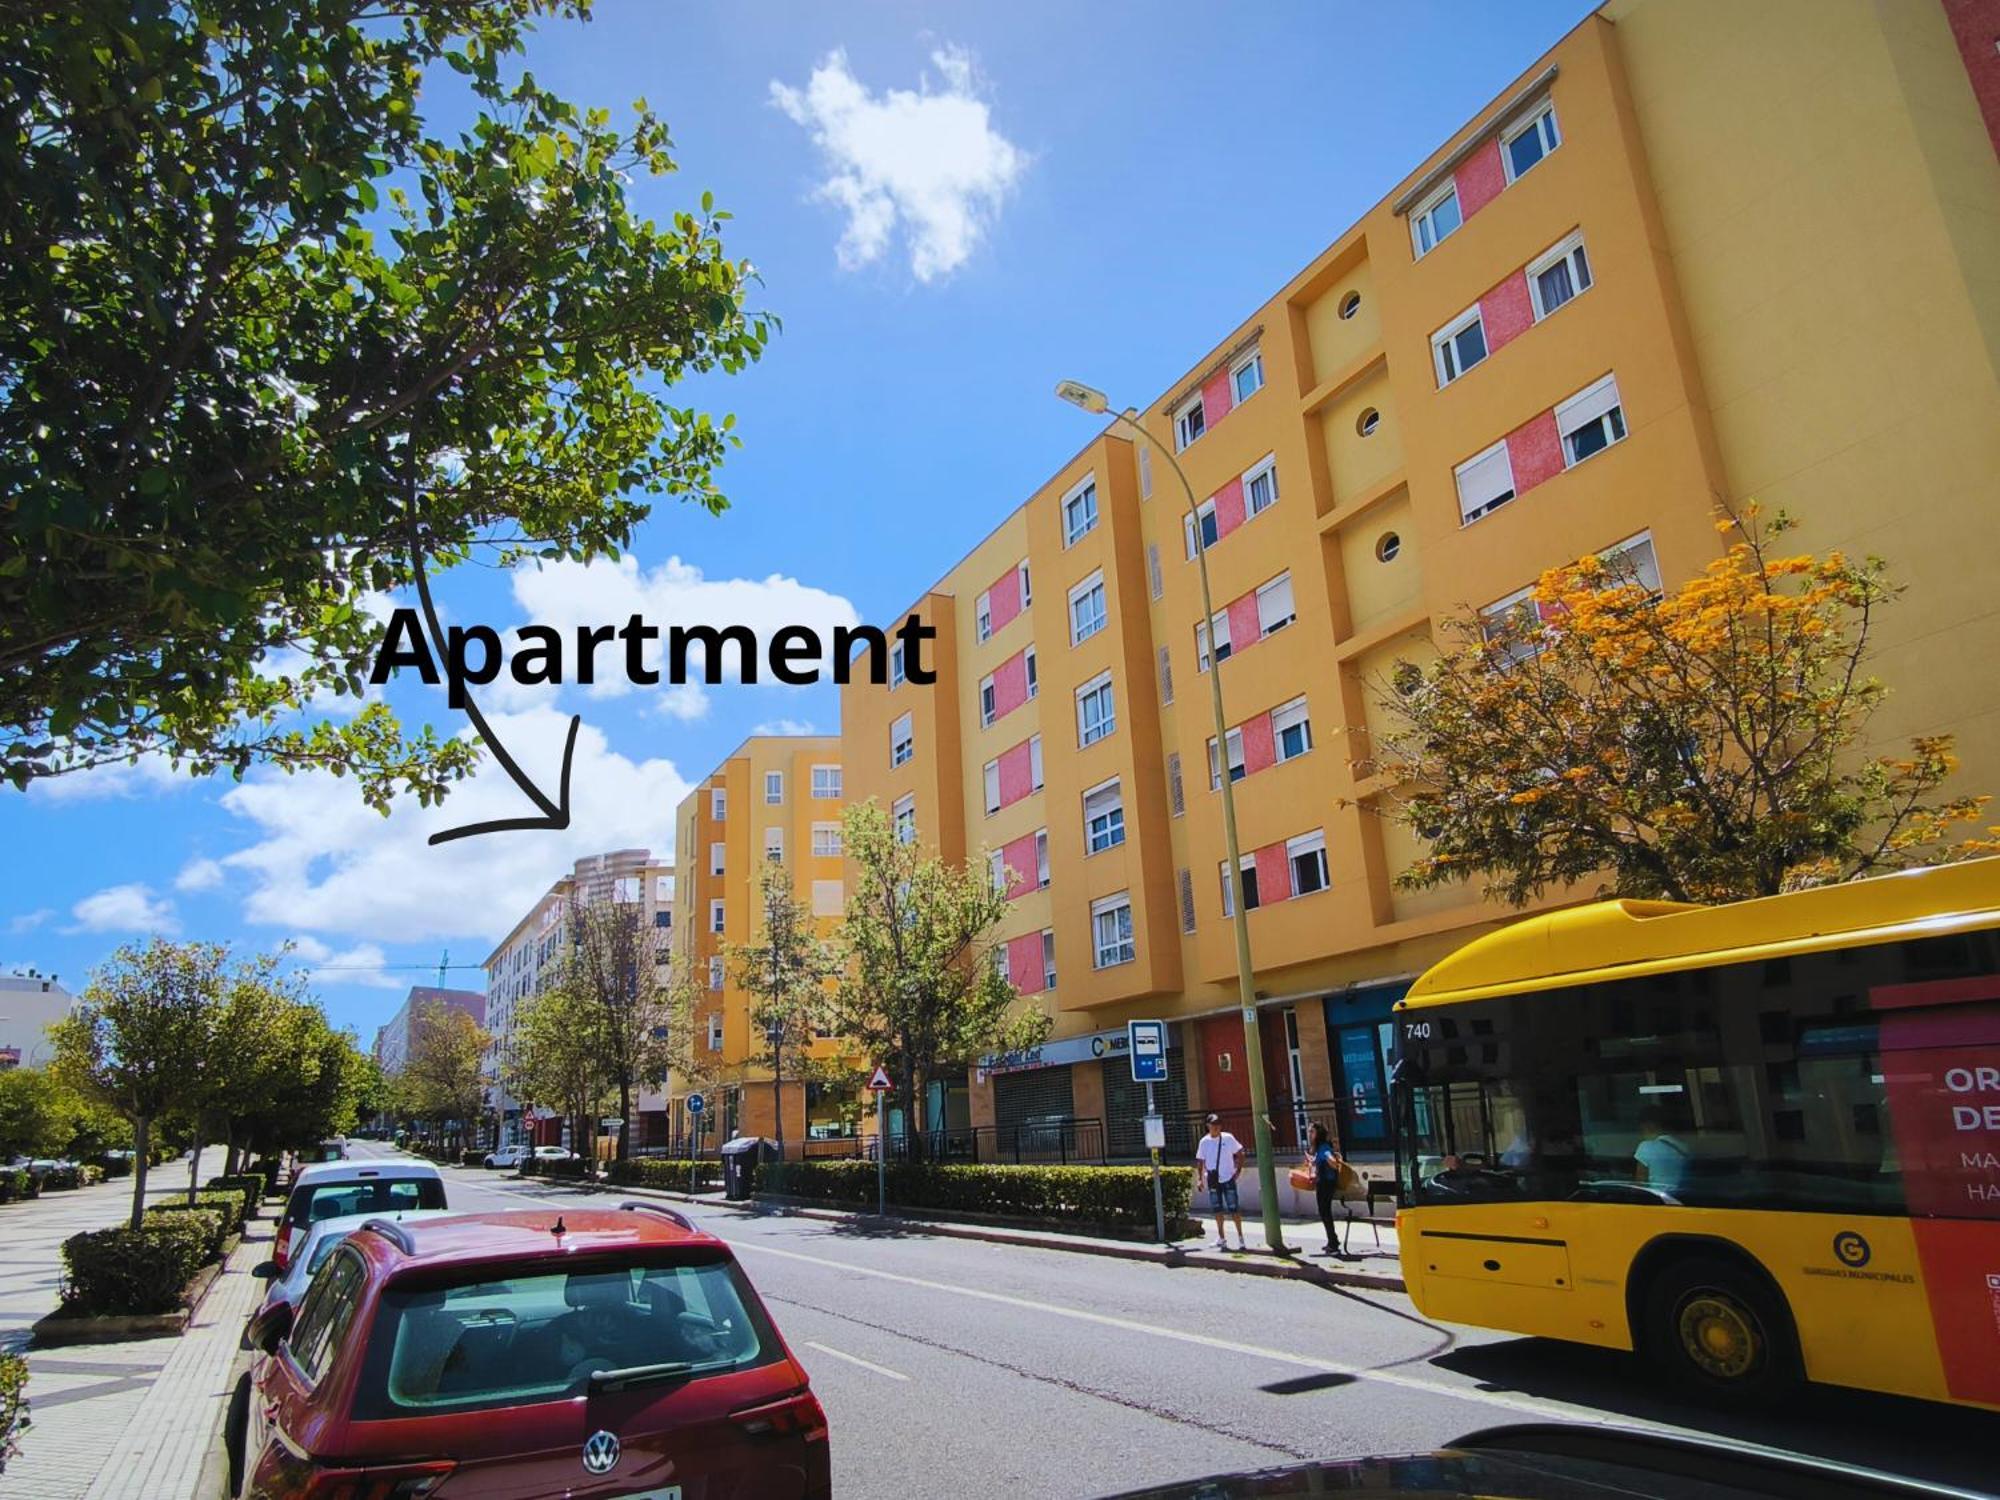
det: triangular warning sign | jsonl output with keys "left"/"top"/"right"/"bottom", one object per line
{"left": 866, "top": 1065, "right": 892, "bottom": 1091}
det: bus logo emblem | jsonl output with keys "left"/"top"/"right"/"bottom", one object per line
{"left": 1832, "top": 1230, "right": 1871, "bottom": 1269}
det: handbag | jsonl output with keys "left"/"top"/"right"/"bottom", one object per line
{"left": 1287, "top": 1165, "right": 1316, "bottom": 1192}
{"left": 1335, "top": 1159, "right": 1363, "bottom": 1197}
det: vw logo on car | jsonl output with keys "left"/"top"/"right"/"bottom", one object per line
{"left": 582, "top": 1428, "right": 621, "bottom": 1476}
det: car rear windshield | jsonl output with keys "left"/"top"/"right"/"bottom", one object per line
{"left": 292, "top": 1178, "right": 445, "bottom": 1225}
{"left": 352, "top": 1255, "right": 781, "bottom": 1418}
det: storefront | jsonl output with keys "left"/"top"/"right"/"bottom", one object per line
{"left": 980, "top": 1023, "right": 1188, "bottom": 1162}
{"left": 1322, "top": 982, "right": 1409, "bottom": 1158}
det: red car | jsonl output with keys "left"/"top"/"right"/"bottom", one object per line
{"left": 228, "top": 1204, "right": 829, "bottom": 1500}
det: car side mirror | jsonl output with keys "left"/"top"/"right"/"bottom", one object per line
{"left": 250, "top": 1261, "right": 279, "bottom": 1280}
{"left": 259, "top": 1305, "right": 294, "bottom": 1354}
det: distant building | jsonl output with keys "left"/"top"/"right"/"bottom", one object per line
{"left": 374, "top": 985, "right": 487, "bottom": 1076}
{"left": 0, "top": 970, "right": 75, "bottom": 1070}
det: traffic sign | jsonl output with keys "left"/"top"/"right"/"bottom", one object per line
{"left": 866, "top": 1065, "right": 893, "bottom": 1092}
{"left": 686, "top": 1092, "right": 706, "bottom": 1116}
{"left": 1128, "top": 1020, "right": 1168, "bottom": 1083}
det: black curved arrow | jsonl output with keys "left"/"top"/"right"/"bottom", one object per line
{"left": 407, "top": 533, "right": 579, "bottom": 847}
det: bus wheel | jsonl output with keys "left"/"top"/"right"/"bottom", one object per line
{"left": 1642, "top": 1254, "right": 1800, "bottom": 1404}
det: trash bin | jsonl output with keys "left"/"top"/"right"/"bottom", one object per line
{"left": 721, "top": 1136, "right": 775, "bottom": 1200}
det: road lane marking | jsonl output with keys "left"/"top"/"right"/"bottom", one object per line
{"left": 803, "top": 1340, "right": 909, "bottom": 1381}
{"left": 728, "top": 1237, "right": 1677, "bottom": 1430}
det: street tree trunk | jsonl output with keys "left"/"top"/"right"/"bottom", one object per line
{"left": 129, "top": 1115, "right": 151, "bottom": 1231}
{"left": 617, "top": 1080, "right": 631, "bottom": 1162}
{"left": 771, "top": 1041, "right": 785, "bottom": 1160}
{"left": 186, "top": 1117, "right": 203, "bottom": 1205}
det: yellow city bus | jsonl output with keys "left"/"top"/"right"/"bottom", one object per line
{"left": 1391, "top": 857, "right": 2000, "bottom": 1409}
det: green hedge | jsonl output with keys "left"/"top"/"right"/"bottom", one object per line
{"left": 98, "top": 1153, "right": 133, "bottom": 1179}
{"left": 521, "top": 1155, "right": 591, "bottom": 1179}
{"left": 606, "top": 1158, "right": 720, "bottom": 1193}
{"left": 0, "top": 1168, "right": 35, "bottom": 1204}
{"left": 760, "top": 1161, "right": 1194, "bottom": 1233}
{"left": 204, "top": 1175, "right": 263, "bottom": 1222}
{"left": 460, "top": 1149, "right": 486, "bottom": 1166}
{"left": 61, "top": 1216, "right": 213, "bottom": 1315}
{"left": 0, "top": 1349, "right": 24, "bottom": 1474}
{"left": 38, "top": 1163, "right": 82, "bottom": 1192}
{"left": 146, "top": 1193, "right": 241, "bottom": 1257}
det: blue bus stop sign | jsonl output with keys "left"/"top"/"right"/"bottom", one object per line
{"left": 686, "top": 1093, "right": 706, "bottom": 1116}
{"left": 1128, "top": 1020, "right": 1168, "bottom": 1083}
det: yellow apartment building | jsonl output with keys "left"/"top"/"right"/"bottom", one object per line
{"left": 667, "top": 734, "right": 853, "bottom": 1151}
{"left": 839, "top": 0, "right": 2000, "bottom": 1163}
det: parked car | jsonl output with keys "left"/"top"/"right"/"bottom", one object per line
{"left": 246, "top": 1208, "right": 456, "bottom": 1354}
{"left": 229, "top": 1205, "right": 830, "bottom": 1499}
{"left": 483, "top": 1144, "right": 530, "bottom": 1170}
{"left": 271, "top": 1160, "right": 447, "bottom": 1274}
{"left": 532, "top": 1145, "right": 577, "bottom": 1163}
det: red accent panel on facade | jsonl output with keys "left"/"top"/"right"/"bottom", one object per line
{"left": 998, "top": 832, "right": 1039, "bottom": 899}
{"left": 995, "top": 739, "right": 1035, "bottom": 809}
{"left": 987, "top": 563, "right": 1024, "bottom": 634}
{"left": 1505, "top": 408, "right": 1565, "bottom": 495}
{"left": 1201, "top": 368, "right": 1234, "bottom": 429}
{"left": 1253, "top": 843, "right": 1292, "bottom": 907}
{"left": 1480, "top": 270, "right": 1536, "bottom": 354}
{"left": 1239, "top": 711, "right": 1277, "bottom": 776}
{"left": 1198, "top": 1015, "right": 1250, "bottom": 1112}
{"left": 1454, "top": 137, "right": 1507, "bottom": 219}
{"left": 1942, "top": 0, "right": 2000, "bottom": 161}
{"left": 1212, "top": 476, "right": 1247, "bottom": 541}
{"left": 990, "top": 649, "right": 1030, "bottom": 720}
{"left": 1225, "top": 593, "right": 1263, "bottom": 657}
{"left": 1004, "top": 931, "right": 1047, "bottom": 993}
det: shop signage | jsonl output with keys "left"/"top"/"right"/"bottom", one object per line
{"left": 981, "top": 1027, "right": 1133, "bottom": 1077}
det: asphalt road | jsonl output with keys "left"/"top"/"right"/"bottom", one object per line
{"left": 397, "top": 1145, "right": 2000, "bottom": 1499}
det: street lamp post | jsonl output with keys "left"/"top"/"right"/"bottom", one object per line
{"left": 1054, "top": 379, "right": 1289, "bottom": 1256}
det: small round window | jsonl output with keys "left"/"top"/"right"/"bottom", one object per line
{"left": 1357, "top": 408, "right": 1381, "bottom": 437}
{"left": 1338, "top": 290, "right": 1362, "bottom": 320}
{"left": 1375, "top": 531, "right": 1401, "bottom": 563}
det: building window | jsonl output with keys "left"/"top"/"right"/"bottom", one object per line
{"left": 1062, "top": 478, "right": 1099, "bottom": 545}
{"left": 1139, "top": 445, "right": 1153, "bottom": 499}
{"left": 890, "top": 712, "right": 914, "bottom": 768}
{"left": 1041, "top": 929, "right": 1058, "bottom": 990}
{"left": 983, "top": 759, "right": 1001, "bottom": 815}
{"left": 707, "top": 1012, "right": 723, "bottom": 1049}
{"left": 709, "top": 842, "right": 725, "bottom": 876}
{"left": 811, "top": 880, "right": 844, "bottom": 917}
{"left": 1288, "top": 830, "right": 1329, "bottom": 897}
{"left": 1231, "top": 349, "right": 1264, "bottom": 404}
{"left": 980, "top": 675, "right": 997, "bottom": 727}
{"left": 1069, "top": 571, "right": 1107, "bottom": 644}
{"left": 975, "top": 592, "right": 993, "bottom": 643}
{"left": 1019, "top": 561, "right": 1033, "bottom": 605}
{"left": 1502, "top": 101, "right": 1560, "bottom": 182}
{"left": 654, "top": 910, "right": 671, "bottom": 930}
{"left": 1454, "top": 440, "right": 1517, "bottom": 525}
{"left": 1600, "top": 530, "right": 1663, "bottom": 598}
{"left": 707, "top": 959, "right": 723, "bottom": 993}
{"left": 812, "top": 764, "right": 842, "bottom": 799}
{"left": 1029, "top": 734, "right": 1044, "bottom": 791}
{"left": 1432, "top": 305, "right": 1488, "bottom": 386}
{"left": 1025, "top": 646, "right": 1038, "bottom": 700}
{"left": 1255, "top": 573, "right": 1295, "bottom": 635}
{"left": 812, "top": 822, "right": 842, "bottom": 857}
{"left": 1339, "top": 289, "right": 1362, "bottom": 319}
{"left": 1376, "top": 531, "right": 1401, "bottom": 563}
{"left": 1196, "top": 612, "right": 1231, "bottom": 673}
{"left": 1091, "top": 893, "right": 1135, "bottom": 968}
{"left": 1166, "top": 752, "right": 1185, "bottom": 817}
{"left": 1207, "top": 728, "right": 1245, "bottom": 790}
{"left": 764, "top": 771, "right": 783, "bottom": 804}
{"left": 1178, "top": 868, "right": 1197, "bottom": 934}
{"left": 1528, "top": 230, "right": 1592, "bottom": 320}
{"left": 1174, "top": 394, "right": 1206, "bottom": 451}
{"left": 1146, "top": 544, "right": 1163, "bottom": 600}
{"left": 1076, "top": 672, "right": 1115, "bottom": 748}
{"left": 1356, "top": 407, "right": 1381, "bottom": 437}
{"left": 710, "top": 788, "right": 726, "bottom": 820}
{"left": 994, "top": 940, "right": 1011, "bottom": 988}
{"left": 1557, "top": 374, "right": 1627, "bottom": 467}
{"left": 1083, "top": 778, "right": 1126, "bottom": 854}
{"left": 765, "top": 827, "right": 784, "bottom": 862}
{"left": 889, "top": 642, "right": 906, "bottom": 689}
{"left": 1411, "top": 180, "right": 1461, "bottom": 257}
{"left": 612, "top": 876, "right": 641, "bottom": 903}
{"left": 1480, "top": 584, "right": 1554, "bottom": 668}
{"left": 1273, "top": 697, "right": 1313, "bottom": 763}
{"left": 709, "top": 899, "right": 725, "bottom": 934}
{"left": 1244, "top": 457, "right": 1279, "bottom": 517}
{"left": 1035, "top": 829, "right": 1050, "bottom": 888}
{"left": 1184, "top": 499, "right": 1219, "bottom": 560}
{"left": 892, "top": 794, "right": 916, "bottom": 845}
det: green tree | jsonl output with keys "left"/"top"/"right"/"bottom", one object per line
{"left": 397, "top": 999, "right": 491, "bottom": 1153}
{"left": 1, "top": 0, "right": 770, "bottom": 805}
{"left": 49, "top": 939, "right": 228, "bottom": 1227}
{"left": 0, "top": 1067, "right": 79, "bottom": 1158}
{"left": 562, "top": 889, "right": 672, "bottom": 1160}
{"left": 504, "top": 982, "right": 611, "bottom": 1162}
{"left": 1371, "top": 507, "right": 1997, "bottom": 905}
{"left": 831, "top": 804, "right": 1050, "bottom": 1160}
{"left": 728, "top": 862, "right": 841, "bottom": 1157}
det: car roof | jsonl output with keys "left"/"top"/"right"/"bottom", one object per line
{"left": 293, "top": 1159, "right": 441, "bottom": 1187}
{"left": 350, "top": 1208, "right": 721, "bottom": 1270}
{"left": 298, "top": 1207, "right": 457, "bottom": 1251}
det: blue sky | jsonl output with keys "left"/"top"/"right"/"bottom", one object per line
{"left": 2, "top": 1, "right": 1595, "bottom": 1043}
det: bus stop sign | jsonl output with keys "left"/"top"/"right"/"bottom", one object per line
{"left": 1128, "top": 1020, "right": 1168, "bottom": 1082}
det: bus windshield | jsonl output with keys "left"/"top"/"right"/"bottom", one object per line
{"left": 1393, "top": 930, "right": 2000, "bottom": 1217}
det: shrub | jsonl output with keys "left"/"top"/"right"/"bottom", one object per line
{"left": 38, "top": 1163, "right": 82, "bottom": 1192}
{"left": 205, "top": 1175, "right": 264, "bottom": 1221}
{"left": 460, "top": 1148, "right": 485, "bottom": 1166}
{"left": 61, "top": 1216, "right": 213, "bottom": 1315}
{"left": 606, "top": 1157, "right": 720, "bottom": 1193}
{"left": 146, "top": 1193, "right": 241, "bottom": 1257}
{"left": 760, "top": 1161, "right": 1194, "bottom": 1233}
{"left": 0, "top": 1350, "right": 24, "bottom": 1474}
{"left": 78, "top": 1163, "right": 104, "bottom": 1186}
{"left": 523, "top": 1155, "right": 591, "bottom": 1180}
{"left": 97, "top": 1153, "right": 134, "bottom": 1179}
{"left": 0, "top": 1168, "right": 34, "bottom": 1204}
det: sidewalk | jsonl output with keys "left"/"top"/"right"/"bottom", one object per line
{"left": 2, "top": 1148, "right": 254, "bottom": 1500}
{"left": 594, "top": 1179, "right": 1407, "bottom": 1291}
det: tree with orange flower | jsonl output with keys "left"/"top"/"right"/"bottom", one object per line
{"left": 1370, "top": 507, "right": 1996, "bottom": 905}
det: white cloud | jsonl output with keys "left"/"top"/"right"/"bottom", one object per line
{"left": 175, "top": 858, "right": 226, "bottom": 893}
{"left": 283, "top": 936, "right": 405, "bottom": 990}
{"left": 506, "top": 554, "right": 860, "bottom": 706}
{"left": 7, "top": 908, "right": 53, "bottom": 936}
{"left": 68, "top": 883, "right": 178, "bottom": 935}
{"left": 27, "top": 753, "right": 193, "bottom": 804}
{"left": 752, "top": 718, "right": 820, "bottom": 736}
{"left": 217, "top": 706, "right": 691, "bottom": 945}
{"left": 772, "top": 45, "right": 1027, "bottom": 282}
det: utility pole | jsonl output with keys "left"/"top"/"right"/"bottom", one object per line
{"left": 436, "top": 948, "right": 449, "bottom": 988}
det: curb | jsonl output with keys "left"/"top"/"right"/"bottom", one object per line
{"left": 588, "top": 1181, "right": 1406, "bottom": 1293}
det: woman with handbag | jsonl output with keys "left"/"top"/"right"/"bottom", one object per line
{"left": 1295, "top": 1122, "right": 1348, "bottom": 1258}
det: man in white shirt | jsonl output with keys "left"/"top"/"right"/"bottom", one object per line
{"left": 1633, "top": 1112, "right": 1691, "bottom": 1197}
{"left": 1194, "top": 1113, "right": 1247, "bottom": 1250}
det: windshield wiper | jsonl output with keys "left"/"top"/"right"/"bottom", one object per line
{"left": 586, "top": 1360, "right": 706, "bottom": 1394}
